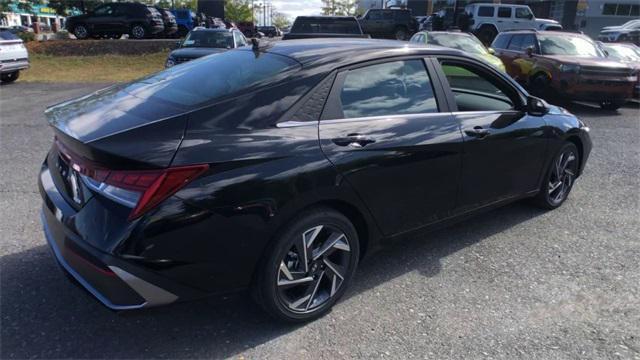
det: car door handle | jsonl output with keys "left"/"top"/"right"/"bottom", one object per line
{"left": 464, "top": 126, "right": 490, "bottom": 138}
{"left": 332, "top": 134, "right": 376, "bottom": 148}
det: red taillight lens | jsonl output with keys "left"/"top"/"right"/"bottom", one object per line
{"left": 55, "top": 138, "right": 208, "bottom": 221}
{"left": 127, "top": 165, "right": 208, "bottom": 220}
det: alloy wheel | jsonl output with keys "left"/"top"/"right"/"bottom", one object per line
{"left": 548, "top": 149, "right": 577, "bottom": 205}
{"left": 276, "top": 225, "right": 352, "bottom": 314}
{"left": 132, "top": 26, "right": 145, "bottom": 39}
{"left": 74, "top": 26, "right": 88, "bottom": 39}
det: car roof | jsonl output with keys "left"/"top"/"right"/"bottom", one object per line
{"left": 193, "top": 27, "right": 234, "bottom": 32}
{"left": 257, "top": 38, "right": 466, "bottom": 66}
{"left": 296, "top": 16, "right": 356, "bottom": 19}
{"left": 418, "top": 31, "right": 471, "bottom": 36}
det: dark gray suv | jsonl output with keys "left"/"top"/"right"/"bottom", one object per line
{"left": 358, "top": 9, "right": 418, "bottom": 40}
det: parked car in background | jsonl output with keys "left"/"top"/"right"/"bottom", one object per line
{"left": 491, "top": 30, "right": 636, "bottom": 110}
{"left": 165, "top": 28, "right": 248, "bottom": 67}
{"left": 154, "top": 6, "right": 178, "bottom": 37}
{"left": 0, "top": 25, "right": 32, "bottom": 34}
{"left": 0, "top": 30, "right": 29, "bottom": 83}
{"left": 464, "top": 3, "right": 562, "bottom": 45}
{"left": 410, "top": 31, "right": 505, "bottom": 72}
{"left": 358, "top": 8, "right": 418, "bottom": 40}
{"left": 283, "top": 16, "right": 368, "bottom": 40}
{"left": 66, "top": 2, "right": 164, "bottom": 39}
{"left": 258, "top": 26, "right": 280, "bottom": 37}
{"left": 171, "top": 8, "right": 197, "bottom": 37}
{"left": 237, "top": 21, "right": 257, "bottom": 37}
{"left": 598, "top": 19, "right": 640, "bottom": 43}
{"left": 599, "top": 42, "right": 640, "bottom": 98}
{"left": 40, "top": 38, "right": 591, "bottom": 323}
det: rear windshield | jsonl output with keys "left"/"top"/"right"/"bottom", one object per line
{"left": 123, "top": 50, "right": 300, "bottom": 107}
{"left": 291, "top": 17, "right": 361, "bottom": 34}
{"left": 0, "top": 31, "right": 19, "bottom": 40}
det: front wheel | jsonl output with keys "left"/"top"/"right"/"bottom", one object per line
{"left": 533, "top": 142, "right": 579, "bottom": 209}
{"left": 394, "top": 27, "right": 408, "bottom": 41}
{"left": 253, "top": 208, "right": 359, "bottom": 322}
{"left": 73, "top": 24, "right": 89, "bottom": 39}
{"left": 130, "top": 25, "right": 147, "bottom": 39}
{"left": 600, "top": 101, "right": 623, "bottom": 111}
{"left": 1, "top": 71, "right": 20, "bottom": 83}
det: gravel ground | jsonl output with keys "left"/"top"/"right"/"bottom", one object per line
{"left": 1, "top": 82, "right": 639, "bottom": 359}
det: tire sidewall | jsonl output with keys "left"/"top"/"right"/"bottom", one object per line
{"left": 258, "top": 208, "right": 360, "bottom": 322}
{"left": 74, "top": 25, "right": 89, "bottom": 39}
{"left": 1, "top": 71, "right": 19, "bottom": 83}
{"left": 539, "top": 142, "right": 579, "bottom": 208}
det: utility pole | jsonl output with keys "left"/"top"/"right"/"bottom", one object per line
{"left": 252, "top": 0, "right": 254, "bottom": 24}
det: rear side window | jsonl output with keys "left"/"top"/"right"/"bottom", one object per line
{"left": 498, "top": 7, "right": 512, "bottom": 18}
{"left": 478, "top": 6, "right": 495, "bottom": 17}
{"left": 492, "top": 34, "right": 510, "bottom": 49}
{"left": 339, "top": 60, "right": 438, "bottom": 119}
{"left": 123, "top": 50, "right": 300, "bottom": 107}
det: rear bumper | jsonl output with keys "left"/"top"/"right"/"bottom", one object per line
{"left": 0, "top": 59, "right": 29, "bottom": 74}
{"left": 39, "top": 164, "right": 188, "bottom": 310}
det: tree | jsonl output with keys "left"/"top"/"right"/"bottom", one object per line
{"left": 321, "top": 0, "right": 357, "bottom": 16}
{"left": 272, "top": 11, "right": 290, "bottom": 29}
{"left": 224, "top": 0, "right": 252, "bottom": 23}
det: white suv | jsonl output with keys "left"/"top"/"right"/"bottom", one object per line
{"left": 0, "top": 30, "right": 29, "bottom": 83}
{"left": 464, "top": 3, "right": 562, "bottom": 44}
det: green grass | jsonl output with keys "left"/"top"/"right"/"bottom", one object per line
{"left": 20, "top": 52, "right": 169, "bottom": 83}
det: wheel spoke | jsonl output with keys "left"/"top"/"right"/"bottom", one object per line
{"left": 323, "top": 258, "right": 345, "bottom": 280}
{"left": 312, "top": 232, "right": 350, "bottom": 261}
{"left": 305, "top": 271, "right": 325, "bottom": 311}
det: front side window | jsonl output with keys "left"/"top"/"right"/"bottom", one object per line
{"left": 478, "top": 6, "right": 495, "bottom": 17}
{"left": 507, "top": 35, "right": 524, "bottom": 51}
{"left": 368, "top": 11, "right": 382, "bottom": 20}
{"left": 520, "top": 34, "right": 537, "bottom": 51}
{"left": 440, "top": 61, "right": 515, "bottom": 112}
{"left": 515, "top": 7, "right": 533, "bottom": 19}
{"left": 498, "top": 7, "right": 512, "bottom": 18}
{"left": 340, "top": 60, "right": 438, "bottom": 119}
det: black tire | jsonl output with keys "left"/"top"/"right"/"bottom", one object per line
{"left": 1, "top": 71, "right": 19, "bottom": 83}
{"left": 600, "top": 101, "right": 623, "bottom": 111}
{"left": 253, "top": 207, "right": 360, "bottom": 323}
{"left": 394, "top": 26, "right": 408, "bottom": 41}
{"left": 73, "top": 24, "right": 89, "bottom": 39}
{"left": 533, "top": 142, "right": 580, "bottom": 210}
{"left": 111, "top": 33, "right": 122, "bottom": 39}
{"left": 130, "top": 24, "right": 147, "bottom": 39}
{"left": 477, "top": 26, "right": 497, "bottom": 46}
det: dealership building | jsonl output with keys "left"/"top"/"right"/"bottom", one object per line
{"left": 0, "top": 1, "right": 81, "bottom": 30}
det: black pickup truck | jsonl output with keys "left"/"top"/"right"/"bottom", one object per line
{"left": 282, "top": 16, "right": 369, "bottom": 40}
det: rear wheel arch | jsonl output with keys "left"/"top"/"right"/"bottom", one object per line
{"left": 565, "top": 135, "right": 584, "bottom": 176}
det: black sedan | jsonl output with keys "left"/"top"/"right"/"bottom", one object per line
{"left": 165, "top": 28, "right": 248, "bottom": 67}
{"left": 40, "top": 39, "right": 591, "bottom": 322}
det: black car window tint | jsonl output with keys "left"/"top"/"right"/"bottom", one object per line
{"left": 507, "top": 35, "right": 524, "bottom": 51}
{"left": 478, "top": 6, "right": 495, "bottom": 17}
{"left": 498, "top": 7, "right": 512, "bottom": 18}
{"left": 340, "top": 60, "right": 439, "bottom": 119}
{"left": 440, "top": 61, "right": 515, "bottom": 112}
{"left": 520, "top": 34, "right": 537, "bottom": 51}
{"left": 492, "top": 34, "right": 510, "bottom": 49}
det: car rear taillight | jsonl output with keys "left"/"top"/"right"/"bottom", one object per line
{"left": 56, "top": 139, "right": 208, "bottom": 221}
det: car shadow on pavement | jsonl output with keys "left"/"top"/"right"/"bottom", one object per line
{"left": 0, "top": 202, "right": 545, "bottom": 359}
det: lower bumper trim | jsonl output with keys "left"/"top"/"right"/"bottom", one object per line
{"left": 41, "top": 212, "right": 147, "bottom": 310}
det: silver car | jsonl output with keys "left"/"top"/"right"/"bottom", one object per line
{"left": 0, "top": 30, "right": 29, "bottom": 83}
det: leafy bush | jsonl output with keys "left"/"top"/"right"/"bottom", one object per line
{"left": 18, "top": 31, "right": 36, "bottom": 42}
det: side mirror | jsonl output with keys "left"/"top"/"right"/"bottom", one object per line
{"left": 527, "top": 95, "right": 549, "bottom": 116}
{"left": 603, "top": 49, "right": 609, "bottom": 57}
{"left": 528, "top": 14, "right": 534, "bottom": 20}
{"left": 488, "top": 47, "right": 495, "bottom": 55}
{"left": 526, "top": 46, "right": 534, "bottom": 57}
{"left": 175, "top": 40, "right": 182, "bottom": 47}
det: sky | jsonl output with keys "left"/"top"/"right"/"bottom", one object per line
{"left": 268, "top": 0, "right": 324, "bottom": 20}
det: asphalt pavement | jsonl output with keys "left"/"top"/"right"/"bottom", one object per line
{"left": 1, "top": 82, "right": 639, "bottom": 359}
